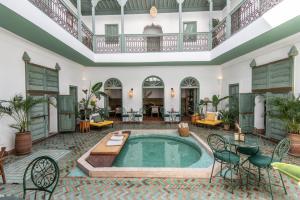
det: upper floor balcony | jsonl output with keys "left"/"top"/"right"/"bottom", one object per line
{"left": 26, "top": 0, "right": 285, "bottom": 54}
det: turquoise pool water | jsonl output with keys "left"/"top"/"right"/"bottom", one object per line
{"left": 113, "top": 135, "right": 206, "bottom": 168}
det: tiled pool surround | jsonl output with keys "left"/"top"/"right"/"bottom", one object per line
{"left": 77, "top": 129, "right": 221, "bottom": 178}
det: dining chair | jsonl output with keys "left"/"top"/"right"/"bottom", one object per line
{"left": 121, "top": 107, "right": 129, "bottom": 122}
{"left": 247, "top": 138, "right": 291, "bottom": 199}
{"left": 23, "top": 156, "right": 59, "bottom": 200}
{"left": 159, "top": 107, "right": 170, "bottom": 122}
{"left": 207, "top": 134, "right": 241, "bottom": 194}
{"left": 134, "top": 108, "right": 143, "bottom": 122}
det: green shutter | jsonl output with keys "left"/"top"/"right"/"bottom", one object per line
{"left": 239, "top": 93, "right": 254, "bottom": 133}
{"left": 58, "top": 95, "right": 75, "bottom": 132}
{"left": 105, "top": 24, "right": 119, "bottom": 43}
{"left": 252, "top": 58, "right": 293, "bottom": 91}
{"left": 26, "top": 64, "right": 58, "bottom": 92}
{"left": 268, "top": 59, "right": 293, "bottom": 89}
{"left": 29, "top": 95, "right": 48, "bottom": 141}
{"left": 252, "top": 66, "right": 268, "bottom": 90}
{"left": 183, "top": 22, "right": 197, "bottom": 33}
{"left": 266, "top": 93, "right": 288, "bottom": 140}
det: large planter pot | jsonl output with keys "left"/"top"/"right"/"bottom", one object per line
{"left": 288, "top": 133, "right": 300, "bottom": 157}
{"left": 224, "top": 124, "right": 230, "bottom": 131}
{"left": 191, "top": 115, "right": 200, "bottom": 124}
{"left": 15, "top": 132, "right": 32, "bottom": 155}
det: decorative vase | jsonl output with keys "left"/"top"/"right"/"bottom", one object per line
{"left": 288, "top": 133, "right": 300, "bottom": 157}
{"left": 15, "top": 132, "right": 32, "bottom": 155}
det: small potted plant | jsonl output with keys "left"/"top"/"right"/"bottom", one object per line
{"left": 270, "top": 95, "right": 300, "bottom": 157}
{"left": 219, "top": 110, "right": 235, "bottom": 131}
{"left": 0, "top": 95, "right": 47, "bottom": 155}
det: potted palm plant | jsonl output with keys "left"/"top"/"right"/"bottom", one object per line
{"left": 270, "top": 95, "right": 300, "bottom": 157}
{"left": 220, "top": 110, "right": 235, "bottom": 131}
{"left": 0, "top": 95, "right": 47, "bottom": 155}
{"left": 79, "top": 82, "right": 107, "bottom": 120}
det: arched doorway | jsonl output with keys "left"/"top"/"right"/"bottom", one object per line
{"left": 143, "top": 24, "right": 163, "bottom": 52}
{"left": 104, "top": 78, "right": 122, "bottom": 120}
{"left": 142, "top": 76, "right": 164, "bottom": 121}
{"left": 180, "top": 77, "right": 200, "bottom": 120}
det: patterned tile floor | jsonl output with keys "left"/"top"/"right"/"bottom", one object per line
{"left": 1, "top": 123, "right": 300, "bottom": 199}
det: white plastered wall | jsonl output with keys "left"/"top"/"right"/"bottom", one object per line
{"left": 0, "top": 28, "right": 85, "bottom": 151}
{"left": 83, "top": 66, "right": 222, "bottom": 115}
{"left": 221, "top": 33, "right": 300, "bottom": 130}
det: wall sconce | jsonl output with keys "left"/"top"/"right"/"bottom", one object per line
{"left": 171, "top": 88, "right": 175, "bottom": 98}
{"left": 128, "top": 88, "right": 134, "bottom": 98}
{"left": 217, "top": 76, "right": 223, "bottom": 80}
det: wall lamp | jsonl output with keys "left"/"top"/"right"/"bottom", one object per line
{"left": 171, "top": 88, "right": 175, "bottom": 98}
{"left": 128, "top": 88, "right": 134, "bottom": 98}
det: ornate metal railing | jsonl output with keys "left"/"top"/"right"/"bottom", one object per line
{"left": 212, "top": 19, "right": 226, "bottom": 48}
{"left": 28, "top": 0, "right": 284, "bottom": 53}
{"left": 231, "top": 0, "right": 283, "bottom": 35}
{"left": 94, "top": 35, "right": 121, "bottom": 54}
{"left": 81, "top": 23, "right": 93, "bottom": 50}
{"left": 125, "top": 34, "right": 179, "bottom": 53}
{"left": 183, "top": 33, "right": 210, "bottom": 51}
{"left": 29, "top": 0, "right": 78, "bottom": 38}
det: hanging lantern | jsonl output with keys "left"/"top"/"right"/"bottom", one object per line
{"left": 150, "top": 5, "right": 158, "bottom": 17}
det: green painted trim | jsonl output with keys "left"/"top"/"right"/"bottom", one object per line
{"left": 288, "top": 45, "right": 299, "bottom": 57}
{"left": 1, "top": 4, "right": 300, "bottom": 67}
{"left": 250, "top": 59, "right": 256, "bottom": 68}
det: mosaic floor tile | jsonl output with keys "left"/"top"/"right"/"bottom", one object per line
{"left": 0, "top": 123, "right": 299, "bottom": 199}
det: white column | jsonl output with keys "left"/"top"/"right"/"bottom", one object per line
{"left": 209, "top": 0, "right": 213, "bottom": 49}
{"left": 117, "top": 0, "right": 128, "bottom": 52}
{"left": 176, "top": 0, "right": 185, "bottom": 51}
{"left": 77, "top": 0, "right": 82, "bottom": 41}
{"left": 226, "top": 0, "right": 231, "bottom": 38}
{"left": 91, "top": 0, "right": 101, "bottom": 51}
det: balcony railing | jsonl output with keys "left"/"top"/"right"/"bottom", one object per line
{"left": 94, "top": 33, "right": 210, "bottom": 53}
{"left": 28, "top": 0, "right": 284, "bottom": 53}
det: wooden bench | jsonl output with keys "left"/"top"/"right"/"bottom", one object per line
{"left": 90, "top": 120, "right": 114, "bottom": 129}
{"left": 86, "top": 131, "right": 129, "bottom": 167}
{"left": 195, "top": 119, "right": 223, "bottom": 127}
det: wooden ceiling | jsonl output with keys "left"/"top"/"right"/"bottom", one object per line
{"left": 70, "top": 0, "right": 227, "bottom": 15}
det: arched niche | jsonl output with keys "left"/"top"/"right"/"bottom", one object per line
{"left": 142, "top": 75, "right": 165, "bottom": 120}
{"left": 104, "top": 78, "right": 123, "bottom": 120}
{"left": 180, "top": 77, "right": 200, "bottom": 118}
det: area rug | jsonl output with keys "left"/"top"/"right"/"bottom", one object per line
{"left": 4, "top": 149, "right": 70, "bottom": 184}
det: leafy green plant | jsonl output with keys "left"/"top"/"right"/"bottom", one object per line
{"left": 0, "top": 95, "right": 48, "bottom": 133}
{"left": 219, "top": 109, "right": 235, "bottom": 125}
{"left": 211, "top": 95, "right": 229, "bottom": 112}
{"left": 80, "top": 82, "right": 107, "bottom": 120}
{"left": 270, "top": 95, "right": 300, "bottom": 134}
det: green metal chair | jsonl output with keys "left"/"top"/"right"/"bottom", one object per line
{"left": 122, "top": 107, "right": 129, "bottom": 122}
{"left": 248, "top": 138, "right": 291, "bottom": 199}
{"left": 160, "top": 107, "right": 170, "bottom": 122}
{"left": 207, "top": 134, "right": 240, "bottom": 193}
{"left": 134, "top": 108, "right": 143, "bottom": 122}
{"left": 23, "top": 156, "right": 59, "bottom": 200}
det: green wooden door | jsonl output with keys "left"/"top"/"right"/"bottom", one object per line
{"left": 58, "top": 95, "right": 75, "bottom": 132}
{"left": 229, "top": 84, "right": 239, "bottom": 112}
{"left": 239, "top": 93, "right": 254, "bottom": 133}
{"left": 266, "top": 93, "right": 289, "bottom": 140}
{"left": 29, "top": 95, "right": 48, "bottom": 141}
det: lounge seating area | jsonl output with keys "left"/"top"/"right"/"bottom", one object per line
{"left": 0, "top": 0, "right": 300, "bottom": 199}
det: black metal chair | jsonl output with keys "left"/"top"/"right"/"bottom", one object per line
{"left": 23, "top": 156, "right": 59, "bottom": 200}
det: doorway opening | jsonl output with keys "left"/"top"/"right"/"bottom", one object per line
{"left": 104, "top": 78, "right": 123, "bottom": 121}
{"left": 142, "top": 76, "right": 164, "bottom": 121}
{"left": 180, "top": 77, "right": 200, "bottom": 121}
{"left": 143, "top": 24, "right": 163, "bottom": 52}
